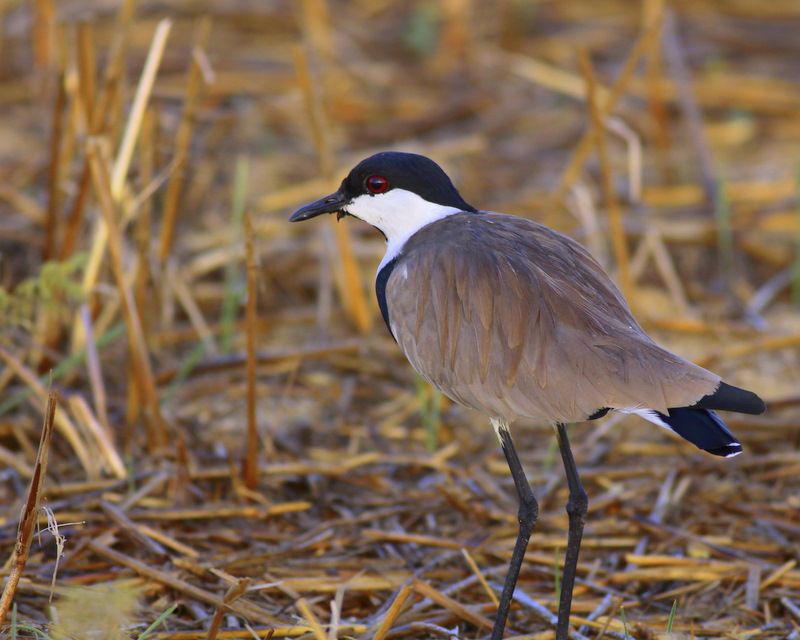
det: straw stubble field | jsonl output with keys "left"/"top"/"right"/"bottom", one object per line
{"left": 1, "top": 0, "right": 799, "bottom": 638}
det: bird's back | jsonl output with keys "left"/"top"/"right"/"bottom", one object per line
{"left": 384, "top": 212, "right": 720, "bottom": 424}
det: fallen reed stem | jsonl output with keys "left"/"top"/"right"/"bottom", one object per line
{"left": 0, "top": 390, "right": 57, "bottom": 625}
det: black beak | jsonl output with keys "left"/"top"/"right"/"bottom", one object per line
{"left": 289, "top": 189, "right": 349, "bottom": 222}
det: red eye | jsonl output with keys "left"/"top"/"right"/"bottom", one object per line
{"left": 366, "top": 175, "right": 389, "bottom": 194}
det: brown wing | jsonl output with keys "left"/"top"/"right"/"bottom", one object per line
{"left": 385, "top": 212, "right": 719, "bottom": 424}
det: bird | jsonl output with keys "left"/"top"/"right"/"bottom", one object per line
{"left": 290, "top": 151, "right": 766, "bottom": 639}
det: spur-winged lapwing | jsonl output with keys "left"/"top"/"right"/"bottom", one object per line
{"left": 290, "top": 151, "right": 766, "bottom": 639}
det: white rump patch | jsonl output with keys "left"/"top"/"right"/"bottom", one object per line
{"left": 344, "top": 189, "right": 462, "bottom": 272}
{"left": 620, "top": 407, "right": 671, "bottom": 430}
{"left": 723, "top": 448, "right": 743, "bottom": 459}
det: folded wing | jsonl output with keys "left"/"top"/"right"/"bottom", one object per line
{"left": 386, "top": 212, "right": 721, "bottom": 424}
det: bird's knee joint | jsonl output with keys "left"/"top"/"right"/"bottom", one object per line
{"left": 566, "top": 490, "right": 588, "bottom": 518}
{"left": 518, "top": 498, "right": 539, "bottom": 527}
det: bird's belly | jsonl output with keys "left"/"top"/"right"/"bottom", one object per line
{"left": 391, "top": 319, "right": 583, "bottom": 425}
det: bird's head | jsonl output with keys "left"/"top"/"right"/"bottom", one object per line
{"left": 289, "top": 151, "right": 476, "bottom": 244}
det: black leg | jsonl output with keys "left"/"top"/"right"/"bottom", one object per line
{"left": 491, "top": 422, "right": 539, "bottom": 640}
{"left": 555, "top": 423, "right": 588, "bottom": 640}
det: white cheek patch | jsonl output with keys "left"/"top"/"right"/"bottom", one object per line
{"left": 345, "top": 189, "right": 462, "bottom": 272}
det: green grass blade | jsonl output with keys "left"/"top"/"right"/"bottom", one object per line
{"left": 426, "top": 388, "right": 441, "bottom": 452}
{"left": 13, "top": 624, "right": 52, "bottom": 640}
{"left": 666, "top": 599, "right": 677, "bottom": 631}
{"left": 162, "top": 341, "right": 207, "bottom": 404}
{"left": 404, "top": 3, "right": 440, "bottom": 57}
{"left": 136, "top": 602, "right": 178, "bottom": 640}
{"left": 415, "top": 375, "right": 440, "bottom": 452}
{"left": 220, "top": 155, "right": 249, "bottom": 354}
{"left": 714, "top": 178, "right": 734, "bottom": 287}
{"left": 544, "top": 435, "right": 559, "bottom": 471}
{"left": 621, "top": 606, "right": 630, "bottom": 639}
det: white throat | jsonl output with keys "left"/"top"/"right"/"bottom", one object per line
{"left": 345, "top": 188, "right": 462, "bottom": 271}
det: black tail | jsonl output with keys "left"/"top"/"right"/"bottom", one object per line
{"left": 656, "top": 408, "right": 742, "bottom": 458}
{"left": 695, "top": 381, "right": 766, "bottom": 415}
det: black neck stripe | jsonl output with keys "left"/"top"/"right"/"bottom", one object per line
{"left": 375, "top": 257, "right": 398, "bottom": 341}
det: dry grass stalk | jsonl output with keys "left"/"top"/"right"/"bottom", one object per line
{"left": 0, "top": 444, "right": 34, "bottom": 478}
{"left": 87, "top": 140, "right": 167, "bottom": 450}
{"left": 501, "top": 50, "right": 612, "bottom": 104}
{"left": 126, "top": 501, "right": 311, "bottom": 521}
{"left": 99, "top": 500, "right": 166, "bottom": 556}
{"left": 300, "top": 0, "right": 335, "bottom": 63}
{"left": 64, "top": 0, "right": 147, "bottom": 349}
{"left": 43, "top": 72, "right": 66, "bottom": 261}
{"left": 549, "top": 16, "right": 663, "bottom": 209}
{"left": 158, "top": 17, "right": 212, "bottom": 263}
{"left": 0, "top": 390, "right": 57, "bottom": 625}
{"left": 81, "top": 18, "right": 172, "bottom": 305}
{"left": 293, "top": 41, "right": 372, "bottom": 334}
{"left": 135, "top": 105, "right": 157, "bottom": 335}
{"left": 411, "top": 578, "right": 494, "bottom": 631}
{"left": 111, "top": 18, "right": 172, "bottom": 199}
{"left": 660, "top": 9, "right": 718, "bottom": 210}
{"left": 126, "top": 96, "right": 160, "bottom": 425}
{"left": 155, "top": 627, "right": 367, "bottom": 639}
{"left": 59, "top": 17, "right": 107, "bottom": 260}
{"left": 207, "top": 578, "right": 252, "bottom": 640}
{"left": 436, "top": 0, "right": 471, "bottom": 74}
{"left": 243, "top": 213, "right": 269, "bottom": 488}
{"left": 604, "top": 117, "right": 642, "bottom": 204}
{"left": 629, "top": 229, "right": 689, "bottom": 315}
{"left": 76, "top": 21, "right": 96, "bottom": 123}
{"left": 80, "top": 305, "right": 113, "bottom": 440}
{"left": 170, "top": 272, "right": 218, "bottom": 355}
{"left": 761, "top": 559, "right": 798, "bottom": 590}
{"left": 372, "top": 583, "right": 415, "bottom": 640}
{"left": 295, "top": 597, "right": 327, "bottom": 640}
{"left": 0, "top": 346, "right": 95, "bottom": 475}
{"left": 134, "top": 523, "right": 199, "bottom": 558}
{"left": 86, "top": 540, "right": 282, "bottom": 625}
{"left": 0, "top": 185, "right": 43, "bottom": 224}
{"left": 642, "top": 0, "right": 669, "bottom": 151}
{"left": 579, "top": 50, "right": 633, "bottom": 300}
{"left": 364, "top": 528, "right": 469, "bottom": 550}
{"left": 461, "top": 548, "right": 500, "bottom": 607}
{"left": 32, "top": 0, "right": 56, "bottom": 72}
{"left": 67, "top": 394, "right": 126, "bottom": 479}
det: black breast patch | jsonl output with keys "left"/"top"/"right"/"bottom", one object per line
{"left": 375, "top": 257, "right": 399, "bottom": 341}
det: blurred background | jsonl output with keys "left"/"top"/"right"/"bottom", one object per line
{"left": 1, "top": 0, "right": 799, "bottom": 638}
